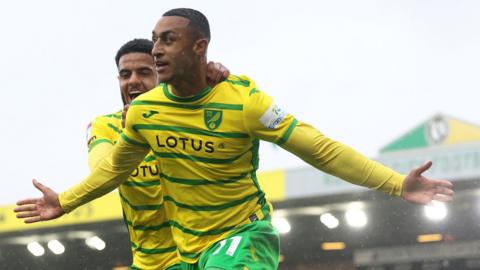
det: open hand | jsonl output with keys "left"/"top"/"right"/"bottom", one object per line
{"left": 14, "top": 179, "right": 65, "bottom": 223}
{"left": 401, "top": 161, "right": 454, "bottom": 204}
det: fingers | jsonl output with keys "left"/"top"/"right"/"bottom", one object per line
{"left": 434, "top": 183, "right": 454, "bottom": 197}
{"left": 206, "top": 62, "right": 229, "bottom": 84}
{"left": 216, "top": 62, "right": 230, "bottom": 79}
{"left": 215, "top": 62, "right": 229, "bottom": 81}
{"left": 433, "top": 179, "right": 453, "bottom": 189}
{"left": 14, "top": 204, "right": 37, "bottom": 213}
{"left": 432, "top": 194, "right": 453, "bottom": 203}
{"left": 222, "top": 68, "right": 230, "bottom": 79}
{"left": 16, "top": 198, "right": 40, "bottom": 206}
{"left": 431, "top": 182, "right": 454, "bottom": 202}
{"left": 14, "top": 204, "right": 43, "bottom": 223}
{"left": 32, "top": 179, "right": 49, "bottom": 194}
{"left": 16, "top": 210, "right": 40, "bottom": 219}
{"left": 24, "top": 216, "right": 44, "bottom": 224}
{"left": 435, "top": 181, "right": 455, "bottom": 196}
{"left": 412, "top": 161, "right": 433, "bottom": 176}
{"left": 213, "top": 62, "right": 224, "bottom": 82}
{"left": 206, "top": 61, "right": 215, "bottom": 78}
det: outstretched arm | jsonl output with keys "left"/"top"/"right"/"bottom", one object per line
{"left": 242, "top": 85, "right": 454, "bottom": 204}
{"left": 14, "top": 137, "right": 148, "bottom": 223}
{"left": 60, "top": 137, "right": 149, "bottom": 212}
{"left": 237, "top": 80, "right": 454, "bottom": 204}
{"left": 281, "top": 121, "right": 453, "bottom": 204}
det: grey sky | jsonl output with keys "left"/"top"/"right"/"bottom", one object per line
{"left": 1, "top": 0, "right": 479, "bottom": 205}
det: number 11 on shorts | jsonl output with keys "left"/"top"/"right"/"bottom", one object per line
{"left": 212, "top": 236, "right": 242, "bottom": 256}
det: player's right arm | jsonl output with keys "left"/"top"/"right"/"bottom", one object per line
{"left": 60, "top": 137, "right": 148, "bottom": 212}
{"left": 60, "top": 105, "right": 150, "bottom": 213}
{"left": 14, "top": 107, "right": 150, "bottom": 222}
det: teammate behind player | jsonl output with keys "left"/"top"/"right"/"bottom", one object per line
{"left": 60, "top": 39, "right": 228, "bottom": 270}
{"left": 85, "top": 38, "right": 228, "bottom": 269}
{"left": 87, "top": 39, "right": 179, "bottom": 270}
{"left": 15, "top": 8, "right": 454, "bottom": 270}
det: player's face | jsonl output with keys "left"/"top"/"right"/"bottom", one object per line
{"left": 117, "top": 52, "right": 156, "bottom": 105}
{"left": 151, "top": 16, "right": 197, "bottom": 84}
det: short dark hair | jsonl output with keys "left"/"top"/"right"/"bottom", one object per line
{"left": 163, "top": 8, "right": 210, "bottom": 42}
{"left": 115, "top": 39, "right": 153, "bottom": 67}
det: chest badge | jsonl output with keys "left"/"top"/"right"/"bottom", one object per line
{"left": 204, "top": 109, "right": 223, "bottom": 130}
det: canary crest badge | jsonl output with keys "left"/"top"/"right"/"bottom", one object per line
{"left": 204, "top": 110, "right": 222, "bottom": 130}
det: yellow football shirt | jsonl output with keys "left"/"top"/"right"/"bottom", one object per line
{"left": 87, "top": 110, "right": 179, "bottom": 269}
{"left": 60, "top": 74, "right": 404, "bottom": 264}
{"left": 121, "top": 75, "right": 293, "bottom": 262}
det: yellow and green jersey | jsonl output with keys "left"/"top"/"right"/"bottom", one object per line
{"left": 87, "top": 110, "right": 179, "bottom": 269}
{"left": 61, "top": 74, "right": 404, "bottom": 265}
{"left": 122, "top": 75, "right": 298, "bottom": 263}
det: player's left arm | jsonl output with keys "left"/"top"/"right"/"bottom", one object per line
{"left": 243, "top": 86, "right": 453, "bottom": 204}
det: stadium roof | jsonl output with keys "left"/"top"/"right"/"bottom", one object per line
{"left": 380, "top": 114, "right": 480, "bottom": 153}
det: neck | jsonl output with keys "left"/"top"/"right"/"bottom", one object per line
{"left": 170, "top": 63, "right": 208, "bottom": 97}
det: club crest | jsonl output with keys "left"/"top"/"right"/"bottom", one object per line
{"left": 204, "top": 109, "right": 222, "bottom": 130}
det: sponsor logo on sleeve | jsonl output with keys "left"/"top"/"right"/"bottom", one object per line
{"left": 259, "top": 103, "right": 287, "bottom": 129}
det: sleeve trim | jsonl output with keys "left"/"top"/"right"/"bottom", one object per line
{"left": 121, "top": 133, "right": 149, "bottom": 148}
{"left": 88, "top": 139, "right": 113, "bottom": 152}
{"left": 249, "top": 88, "right": 260, "bottom": 96}
{"left": 277, "top": 118, "right": 298, "bottom": 145}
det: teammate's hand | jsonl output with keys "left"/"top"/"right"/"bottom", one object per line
{"left": 122, "top": 104, "right": 130, "bottom": 128}
{"left": 14, "top": 179, "right": 65, "bottom": 223}
{"left": 401, "top": 161, "right": 454, "bottom": 204}
{"left": 206, "top": 61, "right": 229, "bottom": 86}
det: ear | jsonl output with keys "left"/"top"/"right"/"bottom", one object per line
{"left": 193, "top": 38, "right": 209, "bottom": 56}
